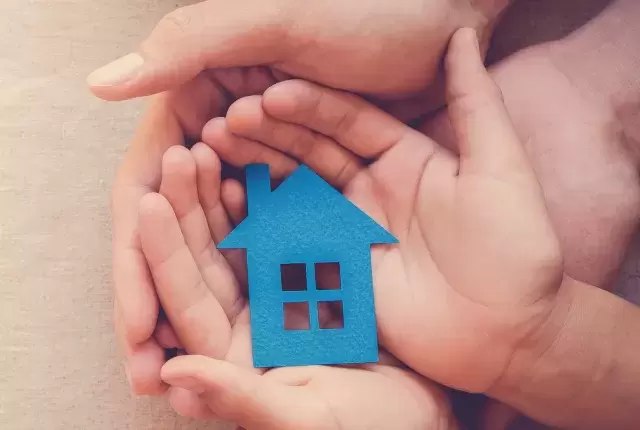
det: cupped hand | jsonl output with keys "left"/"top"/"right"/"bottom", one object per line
{"left": 88, "top": 0, "right": 511, "bottom": 116}
{"left": 205, "top": 28, "right": 563, "bottom": 392}
{"left": 137, "top": 144, "right": 457, "bottom": 429}
{"left": 100, "top": 0, "right": 511, "bottom": 398}
{"left": 111, "top": 69, "right": 284, "bottom": 396}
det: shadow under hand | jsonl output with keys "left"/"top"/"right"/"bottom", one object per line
{"left": 488, "top": 0, "right": 613, "bottom": 63}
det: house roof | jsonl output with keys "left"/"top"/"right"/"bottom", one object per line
{"left": 218, "top": 164, "right": 398, "bottom": 251}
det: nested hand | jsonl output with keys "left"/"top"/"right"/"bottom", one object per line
{"left": 204, "top": 28, "right": 564, "bottom": 392}
{"left": 138, "top": 143, "right": 456, "bottom": 429}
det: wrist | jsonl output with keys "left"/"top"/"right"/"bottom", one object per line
{"left": 489, "top": 276, "right": 640, "bottom": 429}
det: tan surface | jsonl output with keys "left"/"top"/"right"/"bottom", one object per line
{"left": 0, "top": 0, "right": 227, "bottom": 428}
{"left": 0, "top": 0, "right": 637, "bottom": 429}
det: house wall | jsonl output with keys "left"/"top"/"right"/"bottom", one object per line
{"left": 246, "top": 247, "right": 379, "bottom": 367}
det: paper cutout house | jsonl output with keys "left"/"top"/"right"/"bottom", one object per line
{"left": 218, "top": 164, "right": 398, "bottom": 368}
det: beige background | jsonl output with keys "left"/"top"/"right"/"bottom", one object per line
{"left": 0, "top": 0, "right": 637, "bottom": 429}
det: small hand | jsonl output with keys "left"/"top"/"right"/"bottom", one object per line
{"left": 205, "top": 28, "right": 563, "bottom": 392}
{"left": 138, "top": 144, "right": 457, "bottom": 429}
{"left": 111, "top": 68, "right": 286, "bottom": 396}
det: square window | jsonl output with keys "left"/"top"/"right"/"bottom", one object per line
{"left": 283, "top": 302, "right": 310, "bottom": 330}
{"left": 315, "top": 262, "right": 341, "bottom": 290}
{"left": 280, "top": 263, "right": 307, "bottom": 291}
{"left": 318, "top": 301, "right": 344, "bottom": 329}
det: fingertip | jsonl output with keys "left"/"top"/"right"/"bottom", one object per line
{"left": 138, "top": 192, "right": 171, "bottom": 220}
{"left": 202, "top": 117, "right": 228, "bottom": 144}
{"left": 162, "top": 145, "right": 196, "bottom": 177}
{"left": 445, "top": 27, "right": 500, "bottom": 108}
{"left": 191, "top": 142, "right": 221, "bottom": 174}
{"left": 262, "top": 79, "right": 315, "bottom": 117}
{"left": 226, "top": 95, "right": 264, "bottom": 133}
{"left": 161, "top": 355, "right": 213, "bottom": 385}
{"left": 128, "top": 339, "right": 168, "bottom": 396}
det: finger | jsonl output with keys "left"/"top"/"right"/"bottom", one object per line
{"left": 190, "top": 143, "right": 233, "bottom": 244}
{"left": 159, "top": 146, "right": 242, "bottom": 318}
{"left": 202, "top": 117, "right": 299, "bottom": 179}
{"left": 191, "top": 143, "right": 249, "bottom": 288}
{"left": 87, "top": 1, "right": 292, "bottom": 101}
{"left": 226, "top": 96, "right": 363, "bottom": 189}
{"left": 110, "top": 96, "right": 185, "bottom": 395}
{"left": 114, "top": 302, "right": 168, "bottom": 395}
{"left": 138, "top": 192, "right": 231, "bottom": 359}
{"left": 221, "top": 179, "right": 247, "bottom": 226}
{"left": 262, "top": 80, "right": 414, "bottom": 159}
{"left": 154, "top": 317, "right": 183, "bottom": 349}
{"left": 161, "top": 355, "right": 325, "bottom": 430}
{"left": 167, "top": 387, "right": 219, "bottom": 420}
{"left": 445, "top": 28, "right": 533, "bottom": 180}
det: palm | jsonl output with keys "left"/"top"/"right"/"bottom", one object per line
{"left": 332, "top": 126, "right": 561, "bottom": 392}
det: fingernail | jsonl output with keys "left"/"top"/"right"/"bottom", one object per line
{"left": 87, "top": 53, "right": 144, "bottom": 87}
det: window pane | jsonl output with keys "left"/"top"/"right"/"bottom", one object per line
{"left": 280, "top": 263, "right": 307, "bottom": 291}
{"left": 318, "top": 301, "right": 344, "bottom": 329}
{"left": 283, "top": 302, "right": 310, "bottom": 330}
{"left": 315, "top": 262, "right": 341, "bottom": 290}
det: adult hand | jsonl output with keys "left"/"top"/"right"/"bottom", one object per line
{"left": 422, "top": 16, "right": 640, "bottom": 289}
{"left": 88, "top": 0, "right": 511, "bottom": 110}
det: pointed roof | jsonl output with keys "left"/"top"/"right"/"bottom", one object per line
{"left": 218, "top": 165, "right": 397, "bottom": 251}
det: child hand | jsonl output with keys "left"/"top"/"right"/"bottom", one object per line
{"left": 138, "top": 144, "right": 457, "bottom": 428}
{"left": 203, "top": 28, "right": 564, "bottom": 393}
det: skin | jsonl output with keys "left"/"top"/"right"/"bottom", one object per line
{"left": 139, "top": 143, "right": 455, "bottom": 429}
{"left": 96, "top": 0, "right": 640, "bottom": 425}
{"left": 165, "top": 30, "right": 564, "bottom": 427}
{"left": 424, "top": 0, "right": 640, "bottom": 289}
{"left": 200, "top": 25, "right": 640, "bottom": 427}
{"left": 96, "top": 0, "right": 512, "bottom": 397}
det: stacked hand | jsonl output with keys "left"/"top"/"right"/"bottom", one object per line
{"left": 135, "top": 29, "right": 564, "bottom": 429}
{"left": 97, "top": 0, "right": 511, "bottom": 399}
{"left": 94, "top": 0, "right": 640, "bottom": 427}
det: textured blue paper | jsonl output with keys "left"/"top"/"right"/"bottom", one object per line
{"left": 218, "top": 164, "right": 398, "bottom": 368}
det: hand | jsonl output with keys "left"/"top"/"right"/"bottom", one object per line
{"left": 203, "top": 28, "right": 563, "bottom": 392}
{"left": 137, "top": 144, "right": 457, "bottom": 429}
{"left": 111, "top": 69, "right": 282, "bottom": 396}
{"left": 88, "top": 0, "right": 511, "bottom": 118}
{"left": 102, "top": 0, "right": 511, "bottom": 396}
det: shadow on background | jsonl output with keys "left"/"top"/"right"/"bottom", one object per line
{"left": 488, "top": 0, "right": 613, "bottom": 63}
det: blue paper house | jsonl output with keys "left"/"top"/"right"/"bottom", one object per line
{"left": 218, "top": 164, "right": 397, "bottom": 368}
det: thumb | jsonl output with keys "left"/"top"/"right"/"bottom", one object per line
{"left": 88, "top": 0, "right": 293, "bottom": 101}
{"left": 445, "top": 28, "right": 533, "bottom": 181}
{"left": 161, "top": 356, "right": 326, "bottom": 430}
